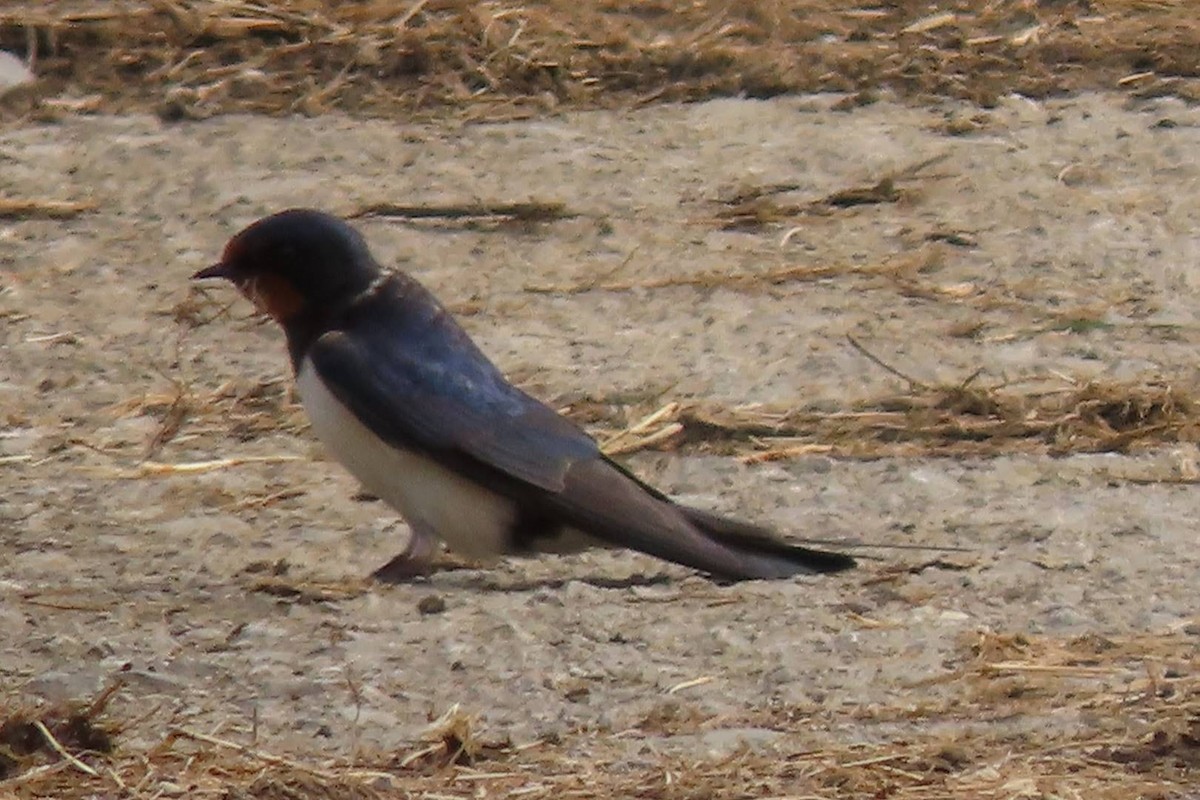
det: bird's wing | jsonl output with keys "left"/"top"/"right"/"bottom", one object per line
{"left": 306, "top": 326, "right": 598, "bottom": 493}
{"left": 308, "top": 322, "right": 854, "bottom": 579}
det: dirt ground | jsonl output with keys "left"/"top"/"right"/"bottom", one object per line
{"left": 3, "top": 1, "right": 1200, "bottom": 790}
{"left": 2, "top": 88, "right": 1198, "bottom": 797}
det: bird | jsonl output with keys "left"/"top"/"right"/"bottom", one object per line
{"left": 192, "top": 209, "right": 856, "bottom": 582}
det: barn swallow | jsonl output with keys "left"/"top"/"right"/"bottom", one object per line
{"left": 193, "top": 209, "right": 855, "bottom": 582}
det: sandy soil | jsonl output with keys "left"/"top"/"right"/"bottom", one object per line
{"left": 2, "top": 91, "right": 1199, "bottom": 793}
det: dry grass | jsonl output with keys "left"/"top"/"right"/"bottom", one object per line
{"left": 574, "top": 375, "right": 1200, "bottom": 463}
{"left": 1, "top": 1, "right": 1200, "bottom": 120}
{"left": 350, "top": 199, "right": 575, "bottom": 222}
{"left": 107, "top": 369, "right": 308, "bottom": 450}
{"left": 102, "top": 346, "right": 1200, "bottom": 467}
{"left": 0, "top": 197, "right": 94, "bottom": 219}
{"left": 0, "top": 684, "right": 118, "bottom": 784}
{"left": 4, "top": 625, "right": 1195, "bottom": 799}
{"left": 523, "top": 243, "right": 948, "bottom": 297}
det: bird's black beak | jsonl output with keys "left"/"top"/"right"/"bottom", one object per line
{"left": 192, "top": 261, "right": 233, "bottom": 281}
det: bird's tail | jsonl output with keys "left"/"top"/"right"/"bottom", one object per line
{"left": 677, "top": 505, "right": 857, "bottom": 578}
{"left": 551, "top": 456, "right": 856, "bottom": 582}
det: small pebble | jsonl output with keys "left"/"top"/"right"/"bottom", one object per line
{"left": 417, "top": 594, "right": 447, "bottom": 615}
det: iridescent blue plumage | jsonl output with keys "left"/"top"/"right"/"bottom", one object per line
{"left": 310, "top": 271, "right": 599, "bottom": 493}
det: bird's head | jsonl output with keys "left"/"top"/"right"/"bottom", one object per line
{"left": 193, "top": 209, "right": 382, "bottom": 324}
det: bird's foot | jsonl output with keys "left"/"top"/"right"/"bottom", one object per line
{"left": 371, "top": 554, "right": 432, "bottom": 583}
{"left": 370, "top": 527, "right": 478, "bottom": 583}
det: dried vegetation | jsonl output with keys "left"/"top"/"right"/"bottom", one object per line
{"left": 3, "top": 626, "right": 1196, "bottom": 799}
{"left": 3, "top": 2, "right": 1199, "bottom": 798}
{"left": 0, "top": 1, "right": 1199, "bottom": 121}
{"left": 583, "top": 371, "right": 1200, "bottom": 462}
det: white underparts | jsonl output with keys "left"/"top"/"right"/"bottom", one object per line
{"left": 296, "top": 358, "right": 516, "bottom": 559}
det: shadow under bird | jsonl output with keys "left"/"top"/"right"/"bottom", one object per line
{"left": 192, "top": 209, "right": 855, "bottom": 582}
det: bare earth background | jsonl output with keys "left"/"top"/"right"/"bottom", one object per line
{"left": 1, "top": 3, "right": 1199, "bottom": 799}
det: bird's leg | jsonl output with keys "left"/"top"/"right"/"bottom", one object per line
{"left": 371, "top": 522, "right": 441, "bottom": 583}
